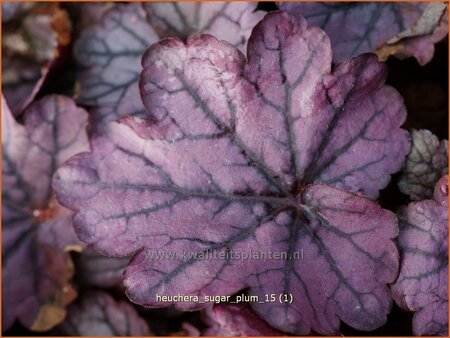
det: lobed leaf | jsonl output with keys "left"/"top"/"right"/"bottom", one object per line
{"left": 139, "top": 11, "right": 409, "bottom": 199}
{"left": 278, "top": 2, "right": 447, "bottom": 65}
{"left": 378, "top": 3, "right": 448, "bottom": 65}
{"left": 2, "top": 4, "right": 71, "bottom": 115}
{"left": 2, "top": 95, "right": 89, "bottom": 331}
{"left": 58, "top": 291, "right": 151, "bottom": 336}
{"left": 54, "top": 12, "right": 408, "bottom": 334}
{"left": 3, "top": 95, "right": 89, "bottom": 207}
{"left": 398, "top": 129, "right": 448, "bottom": 201}
{"left": 392, "top": 176, "right": 448, "bottom": 336}
{"left": 2, "top": 202, "right": 77, "bottom": 332}
{"left": 74, "top": 4, "right": 158, "bottom": 128}
{"left": 74, "top": 2, "right": 264, "bottom": 130}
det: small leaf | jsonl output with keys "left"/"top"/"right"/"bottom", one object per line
{"left": 392, "top": 176, "right": 448, "bottom": 336}
{"left": 2, "top": 4, "right": 72, "bottom": 115}
{"left": 55, "top": 12, "right": 408, "bottom": 334}
{"left": 2, "top": 95, "right": 89, "bottom": 331}
{"left": 399, "top": 7, "right": 448, "bottom": 66}
{"left": 387, "top": 3, "right": 446, "bottom": 44}
{"left": 278, "top": 2, "right": 447, "bottom": 65}
{"left": 58, "top": 291, "right": 151, "bottom": 336}
{"left": 378, "top": 4, "right": 448, "bottom": 65}
{"left": 399, "top": 129, "right": 448, "bottom": 201}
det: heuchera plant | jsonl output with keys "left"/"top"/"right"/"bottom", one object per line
{"left": 2, "top": 95, "right": 88, "bottom": 331}
{"left": 74, "top": 2, "right": 264, "bottom": 129}
{"left": 278, "top": 2, "right": 448, "bottom": 65}
{"left": 392, "top": 176, "right": 448, "bottom": 336}
{"left": 398, "top": 129, "right": 448, "bottom": 201}
{"left": 2, "top": 2, "right": 448, "bottom": 336}
{"left": 54, "top": 11, "right": 412, "bottom": 335}
{"left": 58, "top": 291, "right": 151, "bottom": 336}
{"left": 2, "top": 3, "right": 72, "bottom": 116}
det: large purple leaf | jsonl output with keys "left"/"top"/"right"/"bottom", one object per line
{"left": 202, "top": 303, "right": 283, "bottom": 336}
{"left": 54, "top": 12, "right": 408, "bottom": 334}
{"left": 278, "top": 2, "right": 447, "bottom": 64}
{"left": 58, "top": 291, "right": 151, "bottom": 336}
{"left": 144, "top": 2, "right": 264, "bottom": 51}
{"left": 2, "top": 95, "right": 89, "bottom": 331}
{"left": 139, "top": 12, "right": 409, "bottom": 199}
{"left": 74, "top": 2, "right": 264, "bottom": 130}
{"left": 398, "top": 129, "right": 448, "bottom": 201}
{"left": 392, "top": 176, "right": 448, "bottom": 336}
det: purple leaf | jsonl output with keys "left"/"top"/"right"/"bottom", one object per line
{"left": 278, "top": 2, "right": 447, "bottom": 65}
{"left": 77, "top": 247, "right": 130, "bottom": 288}
{"left": 74, "top": 2, "right": 264, "bottom": 130}
{"left": 74, "top": 4, "right": 158, "bottom": 128}
{"left": 139, "top": 12, "right": 409, "bottom": 199}
{"left": 399, "top": 129, "right": 448, "bottom": 201}
{"left": 392, "top": 176, "right": 448, "bottom": 336}
{"left": 405, "top": 12, "right": 448, "bottom": 66}
{"left": 68, "top": 2, "right": 115, "bottom": 32}
{"left": 37, "top": 207, "right": 85, "bottom": 253}
{"left": 58, "top": 291, "right": 151, "bottom": 336}
{"left": 1, "top": 2, "right": 31, "bottom": 22}
{"left": 2, "top": 4, "right": 71, "bottom": 116}
{"left": 379, "top": 3, "right": 448, "bottom": 66}
{"left": 202, "top": 303, "right": 284, "bottom": 336}
{"left": 2, "top": 95, "right": 89, "bottom": 331}
{"left": 144, "top": 2, "right": 264, "bottom": 51}
{"left": 2, "top": 59, "right": 47, "bottom": 117}
{"left": 3, "top": 95, "right": 89, "bottom": 207}
{"left": 2, "top": 202, "right": 78, "bottom": 332}
{"left": 54, "top": 12, "right": 408, "bottom": 334}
